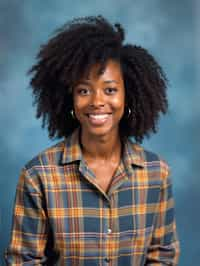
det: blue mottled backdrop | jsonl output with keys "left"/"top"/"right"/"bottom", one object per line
{"left": 0, "top": 0, "right": 199, "bottom": 265}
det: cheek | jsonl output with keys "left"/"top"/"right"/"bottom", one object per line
{"left": 73, "top": 98, "right": 91, "bottom": 124}
{"left": 111, "top": 96, "right": 125, "bottom": 113}
{"left": 73, "top": 97, "right": 86, "bottom": 112}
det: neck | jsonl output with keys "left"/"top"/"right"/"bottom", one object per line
{"left": 80, "top": 129, "right": 121, "bottom": 162}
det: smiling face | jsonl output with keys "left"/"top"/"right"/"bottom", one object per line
{"left": 73, "top": 59, "right": 125, "bottom": 139}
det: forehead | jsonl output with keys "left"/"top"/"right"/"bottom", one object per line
{"left": 80, "top": 59, "right": 123, "bottom": 83}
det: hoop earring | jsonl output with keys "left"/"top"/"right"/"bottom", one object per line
{"left": 70, "top": 109, "right": 75, "bottom": 119}
{"left": 127, "top": 107, "right": 131, "bottom": 118}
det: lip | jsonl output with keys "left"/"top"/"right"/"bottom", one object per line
{"left": 86, "top": 112, "right": 112, "bottom": 115}
{"left": 86, "top": 113, "right": 112, "bottom": 126}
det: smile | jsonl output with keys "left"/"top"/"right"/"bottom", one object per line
{"left": 86, "top": 113, "right": 111, "bottom": 125}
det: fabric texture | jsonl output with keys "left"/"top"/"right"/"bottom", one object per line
{"left": 5, "top": 128, "right": 180, "bottom": 265}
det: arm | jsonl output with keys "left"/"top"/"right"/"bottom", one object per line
{"left": 5, "top": 168, "right": 48, "bottom": 265}
{"left": 145, "top": 166, "right": 180, "bottom": 265}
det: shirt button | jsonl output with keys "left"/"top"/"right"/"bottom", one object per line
{"left": 104, "top": 258, "right": 111, "bottom": 263}
{"left": 107, "top": 228, "right": 112, "bottom": 234}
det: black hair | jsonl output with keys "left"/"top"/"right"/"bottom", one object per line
{"left": 28, "top": 15, "right": 168, "bottom": 143}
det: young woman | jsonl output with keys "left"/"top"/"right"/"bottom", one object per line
{"left": 5, "top": 16, "right": 180, "bottom": 265}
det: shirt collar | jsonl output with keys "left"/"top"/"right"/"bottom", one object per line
{"left": 122, "top": 138, "right": 145, "bottom": 168}
{"left": 61, "top": 128, "right": 145, "bottom": 168}
{"left": 61, "top": 128, "right": 82, "bottom": 164}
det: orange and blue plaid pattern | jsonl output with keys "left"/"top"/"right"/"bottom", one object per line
{"left": 5, "top": 129, "right": 180, "bottom": 265}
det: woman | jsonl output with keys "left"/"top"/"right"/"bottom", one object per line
{"left": 5, "top": 16, "right": 180, "bottom": 265}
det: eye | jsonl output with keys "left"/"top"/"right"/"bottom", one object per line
{"left": 105, "top": 87, "right": 118, "bottom": 95}
{"left": 77, "top": 88, "right": 90, "bottom": 96}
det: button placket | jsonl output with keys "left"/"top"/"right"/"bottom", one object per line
{"left": 106, "top": 197, "right": 113, "bottom": 265}
{"left": 102, "top": 199, "right": 112, "bottom": 265}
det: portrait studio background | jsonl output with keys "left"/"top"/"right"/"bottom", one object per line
{"left": 0, "top": 1, "right": 199, "bottom": 265}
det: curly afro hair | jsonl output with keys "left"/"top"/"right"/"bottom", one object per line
{"left": 28, "top": 15, "right": 168, "bottom": 143}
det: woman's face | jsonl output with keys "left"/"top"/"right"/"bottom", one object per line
{"left": 73, "top": 59, "right": 125, "bottom": 138}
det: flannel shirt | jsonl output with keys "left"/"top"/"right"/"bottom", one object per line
{"left": 5, "top": 128, "right": 180, "bottom": 265}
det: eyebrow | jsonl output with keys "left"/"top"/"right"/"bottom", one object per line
{"left": 77, "top": 80, "right": 119, "bottom": 85}
{"left": 104, "top": 80, "right": 119, "bottom": 84}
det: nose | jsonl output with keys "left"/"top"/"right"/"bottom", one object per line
{"left": 89, "top": 90, "right": 105, "bottom": 107}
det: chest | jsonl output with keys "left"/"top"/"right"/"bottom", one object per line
{"left": 86, "top": 162, "right": 119, "bottom": 193}
{"left": 94, "top": 168, "right": 115, "bottom": 192}
{"left": 45, "top": 166, "right": 161, "bottom": 263}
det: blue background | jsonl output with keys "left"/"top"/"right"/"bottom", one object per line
{"left": 0, "top": 0, "right": 199, "bottom": 265}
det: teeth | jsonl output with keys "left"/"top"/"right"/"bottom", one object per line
{"left": 89, "top": 114, "right": 109, "bottom": 119}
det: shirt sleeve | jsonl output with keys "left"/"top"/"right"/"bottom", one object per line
{"left": 4, "top": 167, "right": 49, "bottom": 265}
{"left": 145, "top": 165, "right": 180, "bottom": 265}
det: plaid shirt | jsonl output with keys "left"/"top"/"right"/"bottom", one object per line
{"left": 5, "top": 129, "right": 180, "bottom": 265}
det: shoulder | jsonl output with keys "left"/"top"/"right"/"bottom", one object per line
{"left": 24, "top": 139, "right": 65, "bottom": 171}
{"left": 16, "top": 140, "right": 66, "bottom": 193}
{"left": 127, "top": 137, "right": 170, "bottom": 179}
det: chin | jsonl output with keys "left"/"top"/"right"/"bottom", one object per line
{"left": 83, "top": 125, "right": 118, "bottom": 138}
